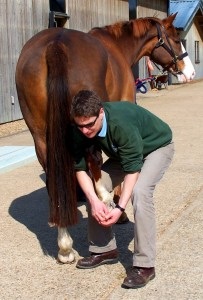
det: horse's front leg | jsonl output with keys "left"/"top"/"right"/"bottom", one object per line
{"left": 93, "top": 177, "right": 115, "bottom": 209}
{"left": 57, "top": 227, "right": 75, "bottom": 264}
{"left": 87, "top": 147, "right": 129, "bottom": 223}
{"left": 86, "top": 147, "right": 114, "bottom": 209}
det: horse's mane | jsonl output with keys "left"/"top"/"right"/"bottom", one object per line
{"left": 93, "top": 17, "right": 163, "bottom": 39}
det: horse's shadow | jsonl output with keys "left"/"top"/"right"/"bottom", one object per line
{"left": 9, "top": 173, "right": 134, "bottom": 267}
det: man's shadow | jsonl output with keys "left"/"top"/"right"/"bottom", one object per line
{"left": 9, "top": 173, "right": 134, "bottom": 267}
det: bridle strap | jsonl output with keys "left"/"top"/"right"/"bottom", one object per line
{"left": 155, "top": 24, "right": 177, "bottom": 58}
{"left": 151, "top": 22, "right": 188, "bottom": 72}
{"left": 163, "top": 51, "right": 188, "bottom": 72}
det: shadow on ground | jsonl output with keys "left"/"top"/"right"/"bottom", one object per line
{"left": 8, "top": 173, "right": 134, "bottom": 267}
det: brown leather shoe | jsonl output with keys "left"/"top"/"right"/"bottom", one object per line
{"left": 122, "top": 267, "right": 155, "bottom": 289}
{"left": 76, "top": 249, "right": 119, "bottom": 269}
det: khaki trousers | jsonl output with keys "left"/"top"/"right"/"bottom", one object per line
{"left": 87, "top": 142, "right": 174, "bottom": 267}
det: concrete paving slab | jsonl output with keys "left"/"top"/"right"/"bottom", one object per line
{"left": 0, "top": 146, "right": 36, "bottom": 174}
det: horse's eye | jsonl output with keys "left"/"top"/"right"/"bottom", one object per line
{"left": 175, "top": 40, "right": 181, "bottom": 44}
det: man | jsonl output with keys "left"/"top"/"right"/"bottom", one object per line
{"left": 70, "top": 90, "right": 174, "bottom": 289}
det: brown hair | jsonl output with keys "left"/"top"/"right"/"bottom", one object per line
{"left": 71, "top": 90, "right": 103, "bottom": 118}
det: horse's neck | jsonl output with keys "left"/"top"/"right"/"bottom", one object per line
{"left": 118, "top": 27, "right": 157, "bottom": 65}
{"left": 89, "top": 29, "right": 128, "bottom": 61}
{"left": 89, "top": 29, "right": 133, "bottom": 66}
{"left": 119, "top": 35, "right": 149, "bottom": 65}
{"left": 89, "top": 28, "right": 153, "bottom": 66}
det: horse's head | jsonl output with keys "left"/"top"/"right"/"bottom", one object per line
{"left": 148, "top": 14, "right": 195, "bottom": 82}
{"left": 91, "top": 15, "right": 195, "bottom": 83}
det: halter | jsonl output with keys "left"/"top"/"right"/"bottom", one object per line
{"left": 150, "top": 22, "right": 188, "bottom": 73}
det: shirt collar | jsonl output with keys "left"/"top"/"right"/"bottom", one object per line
{"left": 98, "top": 112, "right": 107, "bottom": 137}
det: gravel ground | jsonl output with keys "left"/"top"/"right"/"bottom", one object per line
{"left": 0, "top": 81, "right": 203, "bottom": 299}
{"left": 0, "top": 120, "right": 28, "bottom": 137}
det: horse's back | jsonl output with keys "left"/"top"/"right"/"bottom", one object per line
{"left": 16, "top": 27, "right": 109, "bottom": 110}
{"left": 17, "top": 27, "right": 108, "bottom": 77}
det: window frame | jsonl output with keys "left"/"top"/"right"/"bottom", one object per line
{"left": 195, "top": 41, "right": 200, "bottom": 64}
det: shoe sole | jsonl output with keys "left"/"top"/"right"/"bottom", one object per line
{"left": 76, "top": 257, "right": 119, "bottom": 269}
{"left": 121, "top": 273, "right": 155, "bottom": 289}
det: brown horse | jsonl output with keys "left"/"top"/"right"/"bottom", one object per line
{"left": 15, "top": 14, "right": 195, "bottom": 263}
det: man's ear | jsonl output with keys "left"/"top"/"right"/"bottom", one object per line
{"left": 100, "top": 107, "right": 104, "bottom": 114}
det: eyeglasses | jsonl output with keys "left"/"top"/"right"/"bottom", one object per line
{"left": 75, "top": 115, "right": 99, "bottom": 129}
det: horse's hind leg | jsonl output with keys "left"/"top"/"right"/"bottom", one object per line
{"left": 34, "top": 137, "right": 76, "bottom": 264}
{"left": 33, "top": 135, "right": 47, "bottom": 171}
{"left": 57, "top": 227, "right": 75, "bottom": 264}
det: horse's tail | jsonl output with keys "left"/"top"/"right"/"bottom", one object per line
{"left": 45, "top": 40, "right": 77, "bottom": 227}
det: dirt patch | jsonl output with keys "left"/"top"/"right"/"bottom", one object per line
{"left": 0, "top": 119, "right": 28, "bottom": 137}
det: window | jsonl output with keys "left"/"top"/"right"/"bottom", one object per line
{"left": 195, "top": 41, "right": 200, "bottom": 63}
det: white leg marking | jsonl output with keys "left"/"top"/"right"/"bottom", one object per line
{"left": 94, "top": 179, "right": 115, "bottom": 209}
{"left": 57, "top": 227, "right": 75, "bottom": 263}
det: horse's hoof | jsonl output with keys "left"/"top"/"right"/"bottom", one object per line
{"left": 56, "top": 257, "right": 76, "bottom": 265}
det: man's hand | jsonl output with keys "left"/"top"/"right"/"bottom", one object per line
{"left": 100, "top": 208, "right": 122, "bottom": 227}
{"left": 91, "top": 198, "right": 110, "bottom": 223}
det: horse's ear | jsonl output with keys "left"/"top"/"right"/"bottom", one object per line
{"left": 163, "top": 12, "right": 178, "bottom": 29}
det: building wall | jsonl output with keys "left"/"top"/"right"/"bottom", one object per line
{"left": 67, "top": 0, "right": 129, "bottom": 32}
{"left": 0, "top": 0, "right": 49, "bottom": 124}
{"left": 137, "top": 0, "right": 168, "bottom": 19}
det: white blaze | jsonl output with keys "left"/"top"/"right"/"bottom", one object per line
{"left": 177, "top": 43, "right": 195, "bottom": 82}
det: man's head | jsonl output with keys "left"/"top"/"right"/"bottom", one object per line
{"left": 71, "top": 90, "right": 104, "bottom": 138}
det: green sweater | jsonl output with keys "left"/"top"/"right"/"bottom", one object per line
{"left": 72, "top": 102, "right": 172, "bottom": 173}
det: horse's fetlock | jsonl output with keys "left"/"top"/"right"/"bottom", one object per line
{"left": 100, "top": 191, "right": 114, "bottom": 209}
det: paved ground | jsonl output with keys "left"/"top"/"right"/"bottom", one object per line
{"left": 0, "top": 81, "right": 203, "bottom": 299}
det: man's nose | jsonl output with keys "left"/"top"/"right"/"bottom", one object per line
{"left": 81, "top": 127, "right": 89, "bottom": 134}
